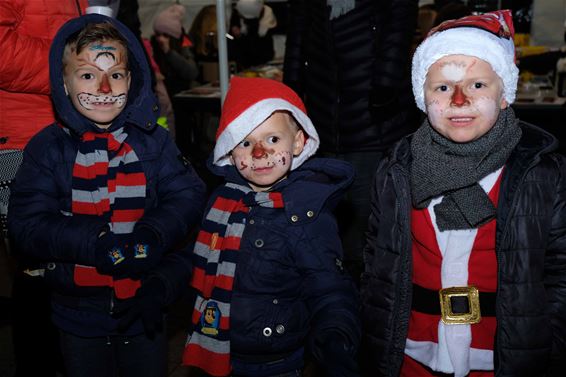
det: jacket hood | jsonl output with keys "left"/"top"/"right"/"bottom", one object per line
{"left": 49, "top": 13, "right": 158, "bottom": 135}
{"left": 209, "top": 156, "right": 354, "bottom": 223}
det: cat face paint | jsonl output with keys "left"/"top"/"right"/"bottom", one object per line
{"left": 64, "top": 40, "right": 130, "bottom": 129}
{"left": 424, "top": 55, "right": 507, "bottom": 143}
{"left": 230, "top": 112, "right": 305, "bottom": 192}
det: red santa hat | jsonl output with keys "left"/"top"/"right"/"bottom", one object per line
{"left": 213, "top": 77, "right": 319, "bottom": 170}
{"left": 411, "top": 10, "right": 518, "bottom": 112}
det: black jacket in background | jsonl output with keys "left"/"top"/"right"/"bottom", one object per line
{"left": 283, "top": 0, "right": 420, "bottom": 153}
{"left": 360, "top": 121, "right": 566, "bottom": 376}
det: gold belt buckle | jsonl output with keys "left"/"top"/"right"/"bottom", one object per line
{"left": 439, "top": 286, "right": 482, "bottom": 325}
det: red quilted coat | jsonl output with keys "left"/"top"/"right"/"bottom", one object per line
{"left": 0, "top": 0, "right": 87, "bottom": 150}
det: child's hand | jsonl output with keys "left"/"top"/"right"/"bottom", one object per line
{"left": 155, "top": 33, "right": 171, "bottom": 54}
{"left": 123, "top": 226, "right": 165, "bottom": 278}
{"left": 113, "top": 277, "right": 166, "bottom": 338}
{"left": 94, "top": 230, "right": 131, "bottom": 276}
{"left": 94, "top": 226, "right": 164, "bottom": 279}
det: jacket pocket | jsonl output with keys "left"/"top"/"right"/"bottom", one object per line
{"left": 270, "top": 299, "right": 310, "bottom": 350}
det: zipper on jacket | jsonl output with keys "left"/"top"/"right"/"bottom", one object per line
{"left": 390, "top": 164, "right": 413, "bottom": 375}
{"left": 109, "top": 291, "right": 115, "bottom": 316}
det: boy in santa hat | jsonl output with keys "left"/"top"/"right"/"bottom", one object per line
{"left": 360, "top": 10, "right": 566, "bottom": 377}
{"left": 182, "top": 77, "right": 360, "bottom": 377}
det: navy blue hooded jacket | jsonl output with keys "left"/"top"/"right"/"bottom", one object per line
{"left": 195, "top": 157, "right": 361, "bottom": 374}
{"left": 8, "top": 14, "right": 206, "bottom": 337}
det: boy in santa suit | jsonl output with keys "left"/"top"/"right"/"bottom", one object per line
{"left": 182, "top": 77, "right": 360, "bottom": 377}
{"left": 360, "top": 10, "right": 566, "bottom": 377}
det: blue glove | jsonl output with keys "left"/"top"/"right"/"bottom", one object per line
{"left": 113, "top": 277, "right": 166, "bottom": 339}
{"left": 313, "top": 331, "right": 359, "bottom": 377}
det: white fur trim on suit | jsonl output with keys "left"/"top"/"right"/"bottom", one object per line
{"left": 411, "top": 27, "right": 518, "bottom": 112}
{"left": 213, "top": 98, "right": 320, "bottom": 170}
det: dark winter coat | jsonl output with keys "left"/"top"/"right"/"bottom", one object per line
{"left": 7, "top": 14, "right": 206, "bottom": 336}
{"left": 207, "top": 158, "right": 361, "bottom": 366}
{"left": 283, "top": 0, "right": 420, "bottom": 153}
{"left": 360, "top": 122, "right": 566, "bottom": 376}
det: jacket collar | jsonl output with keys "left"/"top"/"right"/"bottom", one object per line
{"left": 390, "top": 120, "right": 557, "bottom": 174}
{"left": 496, "top": 122, "right": 558, "bottom": 232}
{"left": 208, "top": 156, "right": 354, "bottom": 224}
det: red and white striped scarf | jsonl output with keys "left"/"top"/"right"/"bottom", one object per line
{"left": 71, "top": 128, "right": 146, "bottom": 299}
{"left": 183, "top": 182, "right": 284, "bottom": 376}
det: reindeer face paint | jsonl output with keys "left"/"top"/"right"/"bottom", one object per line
{"left": 230, "top": 112, "right": 305, "bottom": 192}
{"left": 64, "top": 40, "right": 130, "bottom": 129}
{"left": 423, "top": 55, "right": 507, "bottom": 143}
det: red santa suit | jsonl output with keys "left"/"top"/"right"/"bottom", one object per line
{"left": 403, "top": 168, "right": 503, "bottom": 377}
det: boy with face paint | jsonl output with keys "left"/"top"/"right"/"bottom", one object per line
{"left": 8, "top": 15, "right": 206, "bottom": 377}
{"left": 63, "top": 38, "right": 130, "bottom": 127}
{"left": 182, "top": 77, "right": 361, "bottom": 377}
{"left": 361, "top": 10, "right": 566, "bottom": 377}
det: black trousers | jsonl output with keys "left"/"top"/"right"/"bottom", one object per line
{"left": 12, "top": 270, "right": 64, "bottom": 377}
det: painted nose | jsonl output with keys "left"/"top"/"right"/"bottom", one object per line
{"left": 451, "top": 85, "right": 469, "bottom": 107}
{"left": 251, "top": 144, "right": 267, "bottom": 159}
{"left": 99, "top": 74, "right": 111, "bottom": 94}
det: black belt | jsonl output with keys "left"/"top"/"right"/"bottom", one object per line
{"left": 412, "top": 284, "right": 496, "bottom": 317}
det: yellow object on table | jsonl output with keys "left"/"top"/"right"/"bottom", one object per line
{"left": 516, "top": 45, "right": 550, "bottom": 58}
{"left": 514, "top": 33, "right": 530, "bottom": 47}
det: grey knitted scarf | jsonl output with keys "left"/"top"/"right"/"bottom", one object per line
{"left": 411, "top": 107, "right": 522, "bottom": 231}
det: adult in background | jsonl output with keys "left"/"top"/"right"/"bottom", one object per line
{"left": 283, "top": 0, "right": 420, "bottom": 283}
{"left": 229, "top": 0, "right": 277, "bottom": 70}
{"left": 0, "top": 1, "right": 88, "bottom": 375}
{"left": 151, "top": 3, "right": 199, "bottom": 99}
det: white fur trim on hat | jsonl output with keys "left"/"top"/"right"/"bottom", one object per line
{"left": 213, "top": 98, "right": 319, "bottom": 170}
{"left": 411, "top": 27, "right": 519, "bottom": 112}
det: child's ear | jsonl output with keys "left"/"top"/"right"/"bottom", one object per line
{"left": 63, "top": 82, "right": 69, "bottom": 96}
{"left": 229, "top": 153, "right": 235, "bottom": 165}
{"left": 293, "top": 130, "right": 306, "bottom": 156}
{"left": 126, "top": 71, "right": 132, "bottom": 89}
